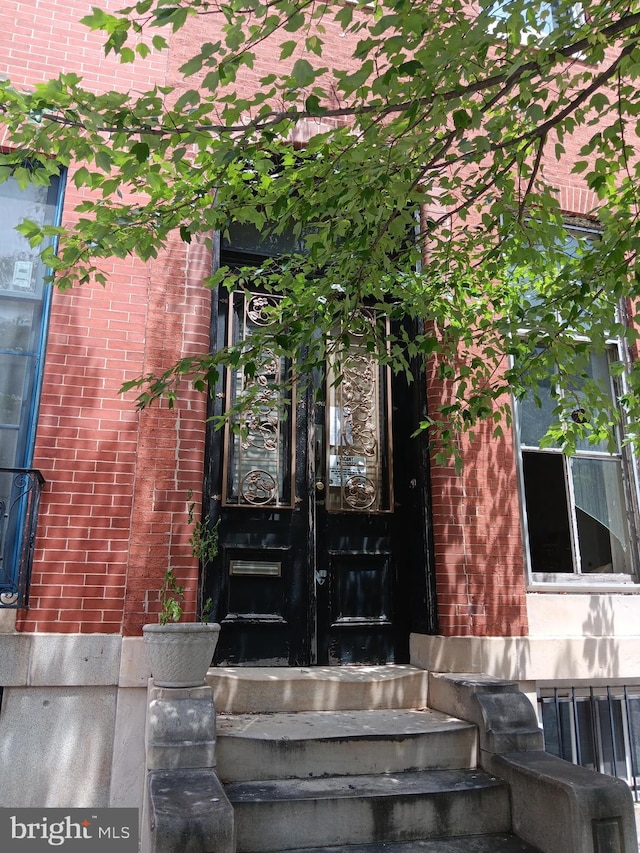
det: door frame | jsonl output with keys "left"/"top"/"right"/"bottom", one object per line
{"left": 201, "top": 233, "right": 438, "bottom": 664}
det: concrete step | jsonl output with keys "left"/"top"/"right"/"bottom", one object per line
{"left": 226, "top": 769, "right": 511, "bottom": 852}
{"left": 216, "top": 708, "right": 477, "bottom": 782}
{"left": 277, "top": 835, "right": 542, "bottom": 852}
{"left": 209, "top": 665, "right": 429, "bottom": 713}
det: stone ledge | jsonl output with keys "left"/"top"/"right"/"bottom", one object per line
{"left": 426, "top": 669, "right": 638, "bottom": 853}
{"left": 411, "top": 633, "right": 640, "bottom": 683}
{"left": 427, "top": 672, "right": 543, "bottom": 756}
{"left": 492, "top": 751, "right": 638, "bottom": 853}
{"left": 0, "top": 634, "right": 154, "bottom": 688}
{"left": 148, "top": 768, "right": 234, "bottom": 853}
{"left": 146, "top": 683, "right": 216, "bottom": 772}
{"left": 29, "top": 634, "right": 122, "bottom": 685}
{"left": 0, "top": 633, "right": 30, "bottom": 684}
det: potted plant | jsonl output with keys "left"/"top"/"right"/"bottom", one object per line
{"left": 142, "top": 505, "right": 221, "bottom": 689}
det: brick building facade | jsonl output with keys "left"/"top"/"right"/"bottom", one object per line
{"left": 1, "top": 0, "right": 639, "bottom": 818}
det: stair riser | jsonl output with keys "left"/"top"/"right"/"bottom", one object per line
{"left": 218, "top": 729, "right": 477, "bottom": 782}
{"left": 233, "top": 786, "right": 511, "bottom": 852}
{"left": 211, "top": 667, "right": 429, "bottom": 713}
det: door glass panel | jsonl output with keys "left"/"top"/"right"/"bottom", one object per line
{"left": 571, "top": 456, "right": 632, "bottom": 573}
{"left": 326, "top": 314, "right": 392, "bottom": 513}
{"left": 222, "top": 292, "right": 294, "bottom": 507}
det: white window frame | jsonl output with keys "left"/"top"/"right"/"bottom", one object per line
{"left": 513, "top": 227, "right": 640, "bottom": 590}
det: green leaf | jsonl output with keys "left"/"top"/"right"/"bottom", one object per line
{"left": 131, "top": 142, "right": 150, "bottom": 163}
{"left": 291, "top": 59, "right": 316, "bottom": 87}
{"left": 453, "top": 109, "right": 471, "bottom": 131}
{"left": 152, "top": 35, "right": 168, "bottom": 51}
{"left": 79, "top": 8, "right": 120, "bottom": 31}
{"left": 305, "top": 94, "right": 325, "bottom": 115}
{"left": 73, "top": 166, "right": 92, "bottom": 187}
{"left": 335, "top": 5, "right": 353, "bottom": 29}
{"left": 280, "top": 41, "right": 297, "bottom": 60}
{"left": 305, "top": 36, "right": 323, "bottom": 57}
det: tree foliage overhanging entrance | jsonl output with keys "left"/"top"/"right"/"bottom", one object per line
{"left": 3, "top": 0, "right": 640, "bottom": 460}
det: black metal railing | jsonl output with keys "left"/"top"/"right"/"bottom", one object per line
{"left": 539, "top": 685, "right": 640, "bottom": 801}
{"left": 0, "top": 468, "right": 45, "bottom": 608}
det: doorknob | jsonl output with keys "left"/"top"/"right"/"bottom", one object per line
{"left": 315, "top": 481, "right": 325, "bottom": 492}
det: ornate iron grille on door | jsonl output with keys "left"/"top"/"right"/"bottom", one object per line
{"left": 325, "top": 313, "right": 393, "bottom": 513}
{"left": 222, "top": 292, "right": 295, "bottom": 509}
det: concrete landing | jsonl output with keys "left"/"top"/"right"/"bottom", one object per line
{"left": 209, "top": 665, "right": 429, "bottom": 713}
{"left": 278, "top": 835, "right": 542, "bottom": 852}
{"left": 217, "top": 708, "right": 477, "bottom": 781}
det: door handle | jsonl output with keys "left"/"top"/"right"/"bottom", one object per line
{"left": 315, "top": 481, "right": 325, "bottom": 492}
{"left": 315, "top": 569, "right": 328, "bottom": 586}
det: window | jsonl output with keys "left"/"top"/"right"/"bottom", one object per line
{"left": 517, "top": 348, "right": 637, "bottom": 581}
{"left": 514, "top": 221, "right": 638, "bottom": 583}
{"left": 487, "top": 0, "right": 585, "bottom": 42}
{"left": 539, "top": 686, "right": 640, "bottom": 800}
{"left": 0, "top": 172, "right": 63, "bottom": 605}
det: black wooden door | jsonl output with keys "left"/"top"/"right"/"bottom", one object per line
{"left": 313, "top": 338, "right": 432, "bottom": 664}
{"left": 204, "top": 237, "right": 436, "bottom": 666}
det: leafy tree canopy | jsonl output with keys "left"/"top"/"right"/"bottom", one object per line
{"left": 3, "top": 0, "right": 640, "bottom": 462}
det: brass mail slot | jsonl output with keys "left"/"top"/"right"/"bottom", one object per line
{"left": 229, "top": 560, "right": 282, "bottom": 577}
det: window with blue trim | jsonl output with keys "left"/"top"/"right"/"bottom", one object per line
{"left": 0, "top": 174, "right": 63, "bottom": 606}
{"left": 487, "top": 0, "right": 585, "bottom": 41}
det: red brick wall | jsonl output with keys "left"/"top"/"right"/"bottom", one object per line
{"left": 426, "top": 355, "right": 529, "bottom": 637}
{"left": 1, "top": 1, "right": 210, "bottom": 634}
{"left": 18, "top": 231, "right": 211, "bottom": 634}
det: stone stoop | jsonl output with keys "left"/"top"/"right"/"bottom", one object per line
{"left": 210, "top": 665, "right": 430, "bottom": 714}
{"left": 277, "top": 837, "right": 540, "bottom": 853}
{"left": 214, "top": 666, "right": 542, "bottom": 853}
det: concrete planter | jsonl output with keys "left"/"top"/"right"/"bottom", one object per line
{"left": 142, "top": 622, "right": 221, "bottom": 688}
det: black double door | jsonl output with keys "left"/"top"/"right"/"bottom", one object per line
{"left": 204, "top": 244, "right": 436, "bottom": 666}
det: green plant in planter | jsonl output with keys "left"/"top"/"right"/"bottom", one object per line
{"left": 158, "top": 568, "right": 185, "bottom": 625}
{"left": 143, "top": 502, "right": 221, "bottom": 688}
{"left": 188, "top": 491, "right": 219, "bottom": 623}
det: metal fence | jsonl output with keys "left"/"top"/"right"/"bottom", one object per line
{"left": 0, "top": 468, "right": 44, "bottom": 608}
{"left": 539, "top": 685, "right": 640, "bottom": 801}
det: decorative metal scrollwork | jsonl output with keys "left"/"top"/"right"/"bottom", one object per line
{"left": 326, "top": 312, "right": 392, "bottom": 513}
{"left": 224, "top": 291, "right": 294, "bottom": 508}
{"left": 344, "top": 475, "right": 377, "bottom": 509}
{"left": 240, "top": 470, "right": 278, "bottom": 505}
{"left": 0, "top": 468, "right": 45, "bottom": 608}
{"left": 240, "top": 348, "right": 280, "bottom": 453}
{"left": 247, "top": 295, "right": 280, "bottom": 326}
{"left": 342, "top": 354, "right": 378, "bottom": 458}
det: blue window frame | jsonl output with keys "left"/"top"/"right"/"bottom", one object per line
{"left": 0, "top": 173, "right": 65, "bottom": 606}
